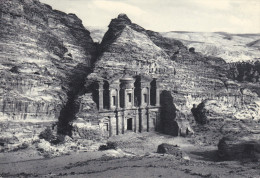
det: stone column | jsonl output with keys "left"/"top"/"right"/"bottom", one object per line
{"left": 147, "top": 108, "right": 150, "bottom": 132}
{"left": 139, "top": 108, "right": 143, "bottom": 132}
{"left": 109, "top": 116, "right": 112, "bottom": 137}
{"left": 131, "top": 88, "right": 134, "bottom": 107}
{"left": 109, "top": 89, "right": 112, "bottom": 110}
{"left": 156, "top": 83, "right": 160, "bottom": 106}
{"left": 140, "top": 88, "right": 143, "bottom": 107}
{"left": 98, "top": 81, "right": 104, "bottom": 110}
{"left": 122, "top": 110, "right": 125, "bottom": 134}
{"left": 116, "top": 88, "right": 120, "bottom": 109}
{"left": 124, "top": 89, "right": 127, "bottom": 108}
{"left": 147, "top": 87, "right": 150, "bottom": 106}
{"left": 115, "top": 110, "right": 119, "bottom": 135}
{"left": 135, "top": 111, "right": 138, "bottom": 132}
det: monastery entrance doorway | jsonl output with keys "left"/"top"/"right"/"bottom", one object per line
{"left": 127, "top": 118, "right": 133, "bottom": 130}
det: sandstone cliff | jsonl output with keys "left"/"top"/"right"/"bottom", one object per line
{"left": 0, "top": 0, "right": 96, "bottom": 147}
{"left": 87, "top": 14, "right": 260, "bottom": 137}
{"left": 89, "top": 14, "right": 256, "bottom": 112}
{"left": 1, "top": 1, "right": 259, "bottom": 149}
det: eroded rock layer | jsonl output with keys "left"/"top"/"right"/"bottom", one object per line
{"left": 89, "top": 14, "right": 259, "bottom": 114}
{"left": 0, "top": 0, "right": 96, "bottom": 146}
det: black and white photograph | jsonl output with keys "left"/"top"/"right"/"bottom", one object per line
{"left": 0, "top": 0, "right": 260, "bottom": 177}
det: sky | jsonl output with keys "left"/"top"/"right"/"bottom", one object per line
{"left": 40, "top": 0, "right": 260, "bottom": 33}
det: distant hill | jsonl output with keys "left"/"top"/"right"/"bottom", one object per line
{"left": 88, "top": 27, "right": 260, "bottom": 63}
{"left": 86, "top": 26, "right": 108, "bottom": 43}
{"left": 161, "top": 31, "right": 260, "bottom": 63}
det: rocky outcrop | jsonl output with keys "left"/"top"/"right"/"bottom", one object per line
{"left": 218, "top": 136, "right": 260, "bottom": 161}
{"left": 0, "top": 0, "right": 96, "bottom": 147}
{"left": 192, "top": 96, "right": 260, "bottom": 124}
{"left": 71, "top": 93, "right": 107, "bottom": 140}
{"left": 88, "top": 14, "right": 260, "bottom": 135}
{"left": 228, "top": 61, "right": 260, "bottom": 84}
{"left": 190, "top": 96, "right": 260, "bottom": 146}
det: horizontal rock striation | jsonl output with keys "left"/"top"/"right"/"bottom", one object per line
{"left": 89, "top": 14, "right": 258, "bottom": 113}
{"left": 0, "top": 0, "right": 96, "bottom": 146}
{"left": 86, "top": 14, "right": 260, "bottom": 137}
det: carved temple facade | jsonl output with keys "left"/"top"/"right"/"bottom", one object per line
{"left": 96, "top": 74, "right": 161, "bottom": 137}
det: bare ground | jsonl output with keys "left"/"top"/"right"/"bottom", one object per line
{"left": 0, "top": 132, "right": 260, "bottom": 178}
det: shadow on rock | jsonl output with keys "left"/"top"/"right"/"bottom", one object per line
{"left": 189, "top": 150, "right": 219, "bottom": 162}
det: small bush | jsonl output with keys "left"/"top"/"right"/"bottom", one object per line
{"left": 99, "top": 141, "right": 117, "bottom": 151}
{"left": 10, "top": 66, "right": 19, "bottom": 73}
{"left": 39, "top": 127, "right": 56, "bottom": 142}
{"left": 12, "top": 143, "right": 29, "bottom": 152}
{"left": 189, "top": 47, "right": 195, "bottom": 53}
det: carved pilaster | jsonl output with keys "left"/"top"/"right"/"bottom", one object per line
{"left": 156, "top": 88, "right": 160, "bottom": 106}
{"left": 122, "top": 110, "right": 125, "bottom": 134}
{"left": 140, "top": 88, "right": 143, "bottom": 107}
{"left": 147, "top": 108, "right": 150, "bottom": 132}
{"left": 124, "top": 89, "right": 127, "bottom": 108}
{"left": 109, "top": 89, "right": 112, "bottom": 110}
{"left": 116, "top": 88, "right": 120, "bottom": 109}
{"left": 131, "top": 87, "right": 135, "bottom": 108}
{"left": 139, "top": 108, "right": 143, "bottom": 132}
{"left": 156, "top": 82, "right": 160, "bottom": 106}
{"left": 147, "top": 87, "right": 150, "bottom": 106}
{"left": 98, "top": 81, "right": 104, "bottom": 111}
{"left": 109, "top": 116, "right": 112, "bottom": 137}
{"left": 115, "top": 110, "right": 119, "bottom": 135}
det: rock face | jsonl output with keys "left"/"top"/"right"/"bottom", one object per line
{"left": 1, "top": 2, "right": 259, "bottom": 148}
{"left": 218, "top": 136, "right": 260, "bottom": 161}
{"left": 87, "top": 14, "right": 260, "bottom": 137}
{"left": 229, "top": 61, "right": 260, "bottom": 84}
{"left": 71, "top": 93, "right": 106, "bottom": 140}
{"left": 190, "top": 97, "right": 260, "bottom": 146}
{"left": 192, "top": 98, "right": 260, "bottom": 123}
{"left": 0, "top": 0, "right": 96, "bottom": 147}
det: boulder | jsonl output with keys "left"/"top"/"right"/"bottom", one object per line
{"left": 157, "top": 143, "right": 183, "bottom": 159}
{"left": 218, "top": 136, "right": 260, "bottom": 161}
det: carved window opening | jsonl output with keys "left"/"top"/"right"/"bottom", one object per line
{"left": 112, "top": 96, "right": 116, "bottom": 106}
{"left": 144, "top": 94, "right": 147, "bottom": 103}
{"left": 104, "top": 123, "right": 109, "bottom": 131}
{"left": 128, "top": 93, "right": 131, "bottom": 103}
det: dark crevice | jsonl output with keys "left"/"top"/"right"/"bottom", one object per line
{"left": 56, "top": 27, "right": 100, "bottom": 136}
{"left": 57, "top": 65, "right": 93, "bottom": 136}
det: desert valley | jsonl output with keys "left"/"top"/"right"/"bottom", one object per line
{"left": 0, "top": 0, "right": 260, "bottom": 177}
